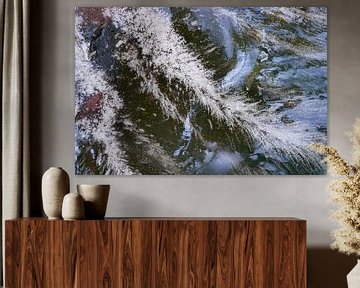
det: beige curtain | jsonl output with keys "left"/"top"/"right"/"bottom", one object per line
{"left": 0, "top": 0, "right": 30, "bottom": 284}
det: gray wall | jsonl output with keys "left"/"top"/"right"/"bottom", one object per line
{"left": 30, "top": 0, "right": 360, "bottom": 287}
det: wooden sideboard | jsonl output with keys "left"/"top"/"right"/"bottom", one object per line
{"left": 5, "top": 218, "right": 306, "bottom": 287}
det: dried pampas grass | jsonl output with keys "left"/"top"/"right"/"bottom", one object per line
{"left": 311, "top": 118, "right": 360, "bottom": 256}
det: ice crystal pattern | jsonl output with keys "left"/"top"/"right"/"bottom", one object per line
{"left": 75, "top": 7, "right": 327, "bottom": 175}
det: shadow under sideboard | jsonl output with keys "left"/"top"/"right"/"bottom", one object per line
{"left": 308, "top": 248, "right": 357, "bottom": 288}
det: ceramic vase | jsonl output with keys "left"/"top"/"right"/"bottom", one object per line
{"left": 77, "top": 184, "right": 110, "bottom": 219}
{"left": 62, "top": 192, "right": 85, "bottom": 220}
{"left": 347, "top": 259, "right": 360, "bottom": 288}
{"left": 42, "top": 167, "right": 70, "bottom": 219}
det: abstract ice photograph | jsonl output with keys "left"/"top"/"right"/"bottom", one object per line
{"left": 75, "top": 7, "right": 327, "bottom": 175}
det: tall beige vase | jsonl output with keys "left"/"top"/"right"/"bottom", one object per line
{"left": 42, "top": 167, "right": 70, "bottom": 219}
{"left": 77, "top": 184, "right": 110, "bottom": 219}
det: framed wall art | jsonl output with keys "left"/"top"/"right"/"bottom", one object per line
{"left": 75, "top": 7, "right": 327, "bottom": 175}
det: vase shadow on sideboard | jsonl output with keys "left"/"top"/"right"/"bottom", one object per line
{"left": 308, "top": 248, "right": 357, "bottom": 288}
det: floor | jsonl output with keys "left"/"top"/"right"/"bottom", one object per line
{"left": 308, "top": 248, "right": 357, "bottom": 288}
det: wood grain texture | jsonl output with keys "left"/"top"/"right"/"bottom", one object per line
{"left": 5, "top": 218, "right": 306, "bottom": 288}
{"left": 47, "top": 220, "right": 64, "bottom": 288}
{"left": 63, "top": 221, "right": 80, "bottom": 288}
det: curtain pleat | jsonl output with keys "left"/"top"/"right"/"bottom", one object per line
{"left": 0, "top": 0, "right": 30, "bottom": 284}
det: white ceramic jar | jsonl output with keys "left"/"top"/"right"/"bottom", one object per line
{"left": 347, "top": 260, "right": 360, "bottom": 288}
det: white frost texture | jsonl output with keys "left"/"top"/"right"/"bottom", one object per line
{"left": 75, "top": 14, "right": 134, "bottom": 175}
{"left": 75, "top": 7, "right": 327, "bottom": 175}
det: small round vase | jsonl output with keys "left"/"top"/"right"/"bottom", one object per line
{"left": 42, "top": 167, "right": 70, "bottom": 219}
{"left": 77, "top": 184, "right": 110, "bottom": 219}
{"left": 62, "top": 192, "right": 85, "bottom": 220}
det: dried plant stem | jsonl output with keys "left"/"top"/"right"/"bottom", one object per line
{"left": 311, "top": 118, "right": 360, "bottom": 256}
